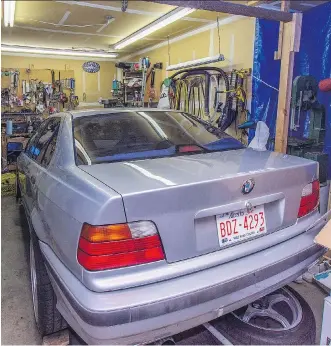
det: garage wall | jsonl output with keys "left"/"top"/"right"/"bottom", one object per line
{"left": 127, "top": 16, "right": 255, "bottom": 139}
{"left": 128, "top": 17, "right": 255, "bottom": 100}
{"left": 1, "top": 55, "right": 116, "bottom": 103}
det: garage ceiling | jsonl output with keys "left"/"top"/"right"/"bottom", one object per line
{"left": 1, "top": 0, "right": 328, "bottom": 59}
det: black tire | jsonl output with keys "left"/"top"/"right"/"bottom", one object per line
{"left": 29, "top": 232, "right": 67, "bottom": 336}
{"left": 15, "top": 170, "right": 21, "bottom": 202}
{"left": 211, "top": 286, "right": 316, "bottom": 345}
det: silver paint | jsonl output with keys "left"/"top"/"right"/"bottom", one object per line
{"left": 17, "top": 109, "right": 327, "bottom": 344}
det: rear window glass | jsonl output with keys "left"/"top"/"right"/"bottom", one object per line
{"left": 73, "top": 111, "right": 243, "bottom": 165}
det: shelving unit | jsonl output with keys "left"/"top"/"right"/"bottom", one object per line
{"left": 122, "top": 69, "right": 147, "bottom": 107}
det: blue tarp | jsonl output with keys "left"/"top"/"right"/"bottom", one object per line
{"left": 251, "top": 2, "right": 331, "bottom": 177}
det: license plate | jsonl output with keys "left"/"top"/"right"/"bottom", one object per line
{"left": 217, "top": 205, "right": 266, "bottom": 248}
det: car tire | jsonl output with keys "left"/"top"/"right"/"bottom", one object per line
{"left": 29, "top": 232, "right": 67, "bottom": 336}
{"left": 211, "top": 286, "right": 316, "bottom": 345}
{"left": 15, "top": 170, "right": 21, "bottom": 202}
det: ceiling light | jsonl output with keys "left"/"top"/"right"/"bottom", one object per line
{"left": 166, "top": 54, "right": 225, "bottom": 71}
{"left": 1, "top": 45, "right": 118, "bottom": 58}
{"left": 114, "top": 7, "right": 195, "bottom": 50}
{"left": 3, "top": 0, "right": 16, "bottom": 27}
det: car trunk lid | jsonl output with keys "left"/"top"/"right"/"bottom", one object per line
{"left": 80, "top": 149, "right": 318, "bottom": 263}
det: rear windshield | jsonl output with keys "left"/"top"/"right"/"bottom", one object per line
{"left": 73, "top": 111, "right": 243, "bottom": 165}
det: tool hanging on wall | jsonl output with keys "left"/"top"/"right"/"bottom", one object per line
{"left": 2, "top": 67, "right": 78, "bottom": 116}
{"left": 22, "top": 80, "right": 26, "bottom": 95}
{"left": 10, "top": 71, "right": 19, "bottom": 89}
{"left": 121, "top": 0, "right": 128, "bottom": 12}
{"left": 51, "top": 70, "right": 55, "bottom": 88}
{"left": 147, "top": 68, "right": 156, "bottom": 107}
{"left": 58, "top": 71, "right": 61, "bottom": 92}
{"left": 160, "top": 67, "right": 230, "bottom": 128}
{"left": 219, "top": 68, "right": 251, "bottom": 132}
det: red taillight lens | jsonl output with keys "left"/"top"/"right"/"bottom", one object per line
{"left": 298, "top": 180, "right": 319, "bottom": 218}
{"left": 77, "top": 221, "right": 164, "bottom": 271}
{"left": 177, "top": 145, "right": 203, "bottom": 153}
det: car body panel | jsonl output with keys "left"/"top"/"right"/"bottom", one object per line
{"left": 41, "top": 218, "right": 325, "bottom": 344}
{"left": 80, "top": 149, "right": 317, "bottom": 264}
{"left": 17, "top": 114, "right": 127, "bottom": 280}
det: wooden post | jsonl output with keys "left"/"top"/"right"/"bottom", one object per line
{"left": 274, "top": 0, "right": 290, "bottom": 60}
{"left": 274, "top": 12, "right": 302, "bottom": 153}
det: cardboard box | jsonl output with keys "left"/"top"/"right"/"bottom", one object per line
{"left": 320, "top": 296, "right": 331, "bottom": 345}
{"left": 315, "top": 219, "right": 331, "bottom": 249}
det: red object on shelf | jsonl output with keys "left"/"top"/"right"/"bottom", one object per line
{"left": 319, "top": 78, "right": 331, "bottom": 92}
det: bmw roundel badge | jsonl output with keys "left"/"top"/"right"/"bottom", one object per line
{"left": 241, "top": 179, "right": 255, "bottom": 194}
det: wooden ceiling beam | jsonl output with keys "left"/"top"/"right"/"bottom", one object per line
{"left": 145, "top": 0, "right": 293, "bottom": 22}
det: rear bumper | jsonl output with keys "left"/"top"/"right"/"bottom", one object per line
{"left": 41, "top": 216, "right": 327, "bottom": 345}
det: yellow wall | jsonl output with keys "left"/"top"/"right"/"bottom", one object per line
{"left": 130, "top": 17, "right": 255, "bottom": 140}
{"left": 1, "top": 68, "right": 75, "bottom": 97}
{"left": 132, "top": 17, "right": 255, "bottom": 91}
{"left": 1, "top": 55, "right": 116, "bottom": 103}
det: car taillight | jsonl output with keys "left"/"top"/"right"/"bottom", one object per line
{"left": 298, "top": 180, "right": 319, "bottom": 218}
{"left": 177, "top": 145, "right": 204, "bottom": 153}
{"left": 77, "top": 221, "right": 164, "bottom": 271}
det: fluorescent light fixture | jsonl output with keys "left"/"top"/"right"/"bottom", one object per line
{"left": 166, "top": 54, "right": 225, "bottom": 71}
{"left": 1, "top": 44, "right": 118, "bottom": 58}
{"left": 3, "top": 0, "right": 16, "bottom": 27}
{"left": 114, "top": 7, "right": 195, "bottom": 50}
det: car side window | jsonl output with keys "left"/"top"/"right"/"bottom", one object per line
{"left": 40, "top": 129, "right": 59, "bottom": 167}
{"left": 32, "top": 118, "right": 61, "bottom": 165}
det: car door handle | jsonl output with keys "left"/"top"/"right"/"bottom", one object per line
{"left": 31, "top": 176, "right": 36, "bottom": 185}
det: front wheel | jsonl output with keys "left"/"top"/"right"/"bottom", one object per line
{"left": 15, "top": 170, "right": 21, "bottom": 202}
{"left": 29, "top": 232, "right": 67, "bottom": 336}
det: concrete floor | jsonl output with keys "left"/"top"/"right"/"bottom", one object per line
{"left": 1, "top": 196, "right": 327, "bottom": 345}
{"left": 1, "top": 197, "right": 41, "bottom": 345}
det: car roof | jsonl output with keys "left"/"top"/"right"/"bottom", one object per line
{"left": 68, "top": 108, "right": 180, "bottom": 119}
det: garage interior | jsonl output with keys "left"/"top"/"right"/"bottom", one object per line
{"left": 1, "top": 0, "right": 331, "bottom": 345}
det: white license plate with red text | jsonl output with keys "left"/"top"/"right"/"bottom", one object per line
{"left": 217, "top": 205, "right": 266, "bottom": 248}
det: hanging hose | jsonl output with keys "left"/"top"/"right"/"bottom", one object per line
{"left": 165, "top": 66, "right": 242, "bottom": 131}
{"left": 170, "top": 67, "right": 231, "bottom": 125}
{"left": 187, "top": 76, "right": 205, "bottom": 119}
{"left": 174, "top": 79, "right": 189, "bottom": 111}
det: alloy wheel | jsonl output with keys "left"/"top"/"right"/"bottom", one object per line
{"left": 232, "top": 287, "right": 303, "bottom": 331}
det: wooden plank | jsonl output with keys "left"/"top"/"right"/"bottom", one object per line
{"left": 274, "top": 1, "right": 290, "bottom": 60}
{"left": 291, "top": 12, "right": 303, "bottom": 52}
{"left": 274, "top": 13, "right": 303, "bottom": 153}
{"left": 323, "top": 250, "right": 331, "bottom": 261}
{"left": 42, "top": 330, "right": 69, "bottom": 345}
{"left": 147, "top": 0, "right": 293, "bottom": 22}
